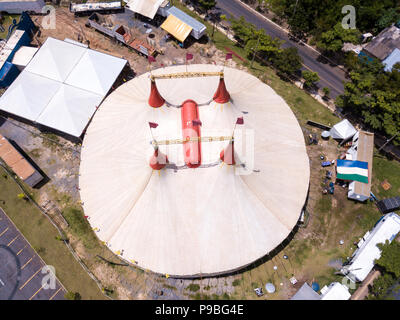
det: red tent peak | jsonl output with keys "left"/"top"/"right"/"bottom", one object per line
{"left": 149, "top": 146, "right": 168, "bottom": 170}
{"left": 213, "top": 76, "right": 230, "bottom": 104}
{"left": 148, "top": 79, "right": 165, "bottom": 108}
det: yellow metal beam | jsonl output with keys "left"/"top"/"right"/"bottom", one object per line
{"left": 152, "top": 136, "right": 233, "bottom": 146}
{"left": 151, "top": 71, "right": 224, "bottom": 80}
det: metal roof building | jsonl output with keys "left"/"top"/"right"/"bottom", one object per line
{"left": 162, "top": 6, "right": 206, "bottom": 41}
{"left": 383, "top": 48, "right": 400, "bottom": 72}
{"left": 347, "top": 131, "right": 374, "bottom": 202}
{"left": 364, "top": 26, "right": 400, "bottom": 60}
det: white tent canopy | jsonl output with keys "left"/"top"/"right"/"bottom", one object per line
{"left": 79, "top": 64, "right": 310, "bottom": 276}
{"left": 125, "top": 0, "right": 164, "bottom": 19}
{"left": 0, "top": 37, "right": 127, "bottom": 137}
{"left": 320, "top": 282, "right": 351, "bottom": 300}
{"left": 330, "top": 119, "right": 357, "bottom": 140}
{"left": 341, "top": 212, "right": 400, "bottom": 282}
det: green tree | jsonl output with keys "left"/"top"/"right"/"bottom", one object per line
{"left": 336, "top": 57, "right": 400, "bottom": 144}
{"left": 64, "top": 291, "right": 82, "bottom": 300}
{"left": 302, "top": 70, "right": 320, "bottom": 88}
{"left": 322, "top": 87, "right": 330, "bottom": 98}
{"left": 230, "top": 16, "right": 283, "bottom": 60}
{"left": 317, "top": 23, "right": 361, "bottom": 53}
{"left": 376, "top": 240, "right": 400, "bottom": 278}
{"left": 272, "top": 47, "right": 303, "bottom": 75}
{"left": 195, "top": 0, "right": 216, "bottom": 14}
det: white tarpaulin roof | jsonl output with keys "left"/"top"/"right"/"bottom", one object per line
{"left": 0, "top": 37, "right": 126, "bottom": 137}
{"left": 342, "top": 212, "right": 400, "bottom": 282}
{"left": 330, "top": 119, "right": 357, "bottom": 140}
{"left": 125, "top": 0, "right": 164, "bottom": 19}
{"left": 79, "top": 64, "right": 310, "bottom": 276}
{"left": 320, "top": 282, "right": 351, "bottom": 300}
{"left": 11, "top": 46, "right": 38, "bottom": 67}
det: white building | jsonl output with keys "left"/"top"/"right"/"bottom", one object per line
{"left": 341, "top": 212, "right": 400, "bottom": 282}
{"left": 346, "top": 131, "right": 374, "bottom": 202}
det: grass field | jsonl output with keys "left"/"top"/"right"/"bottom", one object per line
{"left": 0, "top": 168, "right": 105, "bottom": 300}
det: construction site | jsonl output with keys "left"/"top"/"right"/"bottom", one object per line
{"left": 0, "top": 1, "right": 399, "bottom": 302}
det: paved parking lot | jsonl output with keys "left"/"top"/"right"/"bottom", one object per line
{"left": 0, "top": 208, "right": 65, "bottom": 300}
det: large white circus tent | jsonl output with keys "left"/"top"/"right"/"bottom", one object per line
{"left": 79, "top": 64, "right": 310, "bottom": 277}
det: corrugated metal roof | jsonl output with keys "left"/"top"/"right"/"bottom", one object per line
{"left": 166, "top": 6, "right": 206, "bottom": 33}
{"left": 364, "top": 26, "right": 400, "bottom": 60}
{"left": 161, "top": 14, "right": 192, "bottom": 43}
{"left": 383, "top": 48, "right": 400, "bottom": 72}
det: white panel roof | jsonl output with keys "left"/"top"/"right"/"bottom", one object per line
{"left": 125, "top": 0, "right": 164, "bottom": 19}
{"left": 25, "top": 37, "right": 86, "bottom": 82}
{"left": 36, "top": 85, "right": 103, "bottom": 137}
{"left": 320, "top": 282, "right": 351, "bottom": 300}
{"left": 0, "top": 37, "right": 127, "bottom": 137}
{"left": 0, "top": 72, "right": 61, "bottom": 121}
{"left": 343, "top": 212, "right": 400, "bottom": 282}
{"left": 65, "top": 50, "right": 127, "bottom": 95}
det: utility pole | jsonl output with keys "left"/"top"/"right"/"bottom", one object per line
{"left": 378, "top": 131, "right": 399, "bottom": 152}
{"left": 250, "top": 33, "right": 260, "bottom": 69}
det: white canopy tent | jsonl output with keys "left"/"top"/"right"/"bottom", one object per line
{"left": 0, "top": 37, "right": 127, "bottom": 137}
{"left": 330, "top": 119, "right": 357, "bottom": 141}
{"left": 79, "top": 64, "right": 310, "bottom": 277}
{"left": 124, "top": 0, "right": 164, "bottom": 19}
{"left": 341, "top": 212, "right": 400, "bottom": 282}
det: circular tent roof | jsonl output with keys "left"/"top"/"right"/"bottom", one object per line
{"left": 79, "top": 64, "right": 310, "bottom": 277}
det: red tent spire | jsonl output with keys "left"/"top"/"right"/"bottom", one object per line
{"left": 148, "top": 78, "right": 165, "bottom": 108}
{"left": 213, "top": 75, "right": 230, "bottom": 104}
{"left": 220, "top": 140, "right": 235, "bottom": 165}
{"left": 149, "top": 145, "right": 168, "bottom": 170}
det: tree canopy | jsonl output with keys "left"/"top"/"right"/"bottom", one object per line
{"left": 266, "top": 0, "right": 400, "bottom": 40}
{"left": 336, "top": 57, "right": 400, "bottom": 144}
{"left": 317, "top": 23, "right": 361, "bottom": 53}
{"left": 376, "top": 240, "right": 400, "bottom": 278}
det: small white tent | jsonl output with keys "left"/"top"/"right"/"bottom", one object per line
{"left": 124, "top": 0, "right": 165, "bottom": 19}
{"left": 330, "top": 119, "right": 357, "bottom": 141}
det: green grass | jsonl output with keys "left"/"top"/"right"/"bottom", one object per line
{"left": 0, "top": 15, "right": 19, "bottom": 39}
{"left": 0, "top": 168, "right": 105, "bottom": 300}
{"left": 63, "top": 207, "right": 99, "bottom": 249}
{"left": 186, "top": 283, "right": 200, "bottom": 292}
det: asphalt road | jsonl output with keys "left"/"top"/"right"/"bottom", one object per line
{"left": 0, "top": 208, "right": 65, "bottom": 300}
{"left": 215, "top": 0, "right": 347, "bottom": 98}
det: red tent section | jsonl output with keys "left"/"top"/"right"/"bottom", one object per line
{"left": 148, "top": 79, "right": 165, "bottom": 108}
{"left": 149, "top": 146, "right": 168, "bottom": 170}
{"left": 213, "top": 76, "right": 230, "bottom": 104}
{"left": 220, "top": 140, "right": 235, "bottom": 165}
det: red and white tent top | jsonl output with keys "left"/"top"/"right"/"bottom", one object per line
{"left": 79, "top": 64, "right": 310, "bottom": 277}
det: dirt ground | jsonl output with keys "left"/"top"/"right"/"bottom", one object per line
{"left": 32, "top": 7, "right": 239, "bottom": 76}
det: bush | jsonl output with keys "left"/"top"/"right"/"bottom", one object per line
{"left": 64, "top": 291, "right": 82, "bottom": 300}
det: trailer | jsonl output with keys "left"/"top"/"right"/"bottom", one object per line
{"left": 85, "top": 13, "right": 156, "bottom": 57}
{"left": 69, "top": 1, "right": 124, "bottom": 16}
